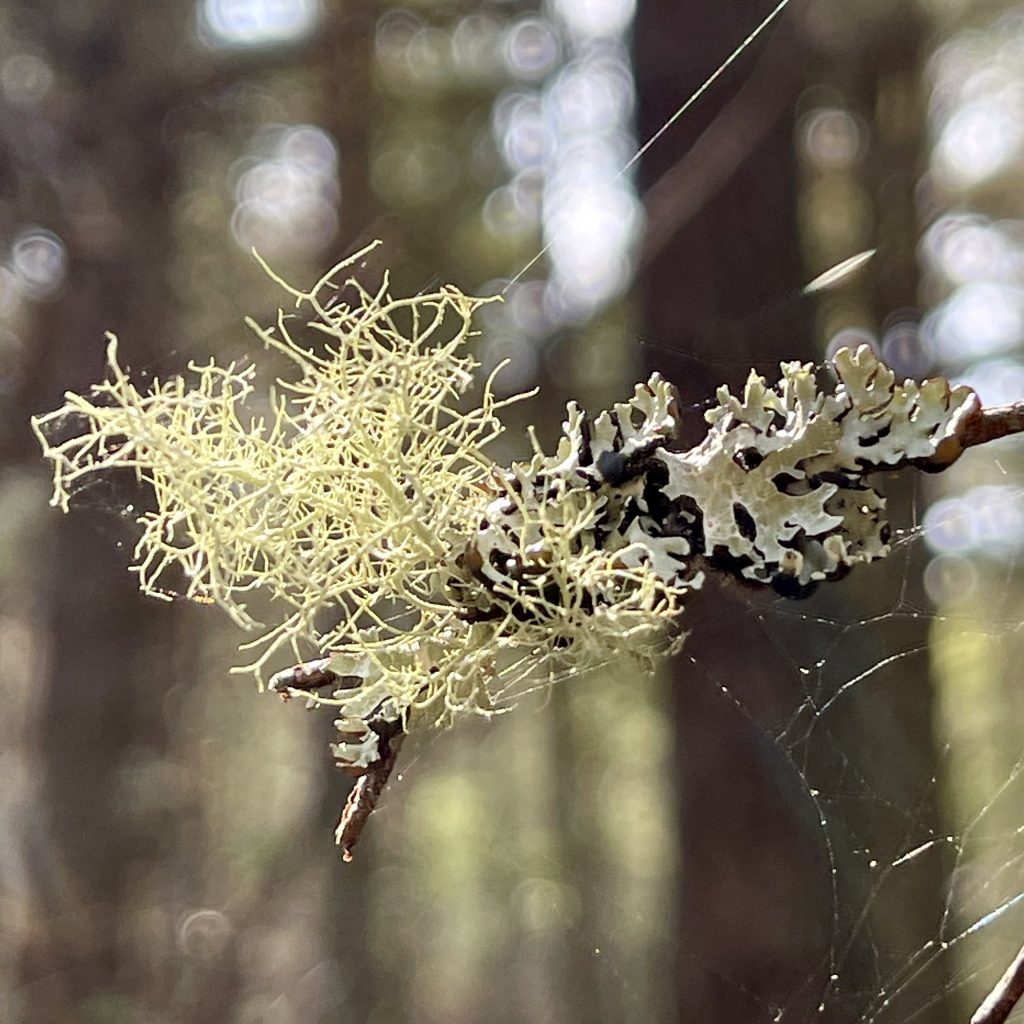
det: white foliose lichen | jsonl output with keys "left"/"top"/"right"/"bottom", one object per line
{"left": 653, "top": 345, "right": 980, "bottom": 589}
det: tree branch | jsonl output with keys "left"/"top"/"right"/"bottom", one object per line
{"left": 336, "top": 731, "right": 404, "bottom": 862}
{"left": 923, "top": 401, "right": 1024, "bottom": 471}
{"left": 971, "top": 941, "right": 1024, "bottom": 1024}
{"left": 965, "top": 404, "right": 1024, "bottom": 451}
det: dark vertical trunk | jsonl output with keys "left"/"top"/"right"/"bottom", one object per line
{"left": 634, "top": 8, "right": 824, "bottom": 1018}
{"left": 634, "top": 2, "right": 948, "bottom": 1021}
{"left": 7, "top": 6, "right": 212, "bottom": 1020}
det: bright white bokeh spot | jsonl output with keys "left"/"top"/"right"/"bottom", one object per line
{"left": 924, "top": 486, "right": 1024, "bottom": 557}
{"left": 482, "top": 185, "right": 535, "bottom": 241}
{"left": 277, "top": 123, "right": 337, "bottom": 173}
{"left": 933, "top": 98, "right": 1024, "bottom": 188}
{"left": 800, "top": 108, "right": 863, "bottom": 170}
{"left": 230, "top": 124, "right": 339, "bottom": 256}
{"left": 507, "top": 280, "right": 550, "bottom": 336}
{"left": 923, "top": 281, "right": 1024, "bottom": 364}
{"left": 452, "top": 13, "right": 502, "bottom": 79}
{"left": 496, "top": 92, "right": 550, "bottom": 172}
{"left": 404, "top": 27, "right": 453, "bottom": 87}
{"left": 921, "top": 212, "right": 1022, "bottom": 286}
{"left": 545, "top": 179, "right": 640, "bottom": 314}
{"left": 12, "top": 227, "right": 67, "bottom": 301}
{"left": 508, "top": 170, "right": 544, "bottom": 221}
{"left": 481, "top": 170, "right": 543, "bottom": 240}
{"left": 551, "top": 0, "right": 635, "bottom": 39}
{"left": 199, "top": 0, "right": 321, "bottom": 49}
{"left": 544, "top": 55, "right": 634, "bottom": 134}
{"left": 503, "top": 18, "right": 560, "bottom": 81}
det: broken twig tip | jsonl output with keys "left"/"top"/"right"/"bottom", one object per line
{"left": 335, "top": 732, "right": 404, "bottom": 863}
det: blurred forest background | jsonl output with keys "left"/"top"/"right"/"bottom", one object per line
{"left": 3, "top": 0, "right": 1024, "bottom": 1022}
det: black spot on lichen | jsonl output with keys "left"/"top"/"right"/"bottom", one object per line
{"left": 733, "top": 502, "right": 757, "bottom": 542}
{"left": 733, "top": 447, "right": 765, "bottom": 471}
{"left": 596, "top": 449, "right": 629, "bottom": 485}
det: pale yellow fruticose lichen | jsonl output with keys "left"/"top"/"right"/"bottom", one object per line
{"left": 32, "top": 245, "right": 690, "bottom": 749}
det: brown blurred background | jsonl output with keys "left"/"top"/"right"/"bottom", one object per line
{"left": 3, "top": 0, "right": 1024, "bottom": 1022}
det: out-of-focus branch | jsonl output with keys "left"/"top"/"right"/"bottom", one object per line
{"left": 971, "top": 941, "right": 1024, "bottom": 1024}
{"left": 963, "top": 404, "right": 1024, "bottom": 451}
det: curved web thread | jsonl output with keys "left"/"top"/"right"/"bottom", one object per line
{"left": 651, "top": 474, "right": 1024, "bottom": 1023}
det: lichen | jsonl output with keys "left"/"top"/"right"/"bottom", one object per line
{"left": 656, "top": 347, "right": 980, "bottom": 589}
{"left": 32, "top": 246, "right": 694, "bottom": 771}
{"left": 33, "top": 247, "right": 982, "bottom": 784}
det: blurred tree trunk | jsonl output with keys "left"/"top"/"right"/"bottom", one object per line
{"left": 5, "top": 6, "right": 229, "bottom": 1021}
{"left": 634, "top": 2, "right": 947, "bottom": 1020}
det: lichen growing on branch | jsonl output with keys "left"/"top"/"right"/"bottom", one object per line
{"left": 32, "top": 246, "right": 693, "bottom": 789}
{"left": 33, "top": 247, "right": 1010, "bottom": 857}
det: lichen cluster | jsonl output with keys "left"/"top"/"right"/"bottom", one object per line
{"left": 448, "top": 375, "right": 701, "bottom": 655}
{"left": 658, "top": 347, "right": 980, "bottom": 590}
{"left": 33, "top": 251, "right": 982, "bottom": 783}
{"left": 32, "top": 249, "right": 694, "bottom": 771}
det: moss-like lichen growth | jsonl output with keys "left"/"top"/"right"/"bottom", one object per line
{"left": 32, "top": 246, "right": 692, "bottom": 766}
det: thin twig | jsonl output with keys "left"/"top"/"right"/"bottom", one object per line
{"left": 923, "top": 401, "right": 1024, "bottom": 471}
{"left": 269, "top": 658, "right": 406, "bottom": 861}
{"left": 965, "top": 405, "right": 1024, "bottom": 450}
{"left": 336, "top": 730, "right": 404, "bottom": 862}
{"left": 971, "top": 941, "right": 1024, "bottom": 1024}
{"left": 268, "top": 657, "right": 339, "bottom": 694}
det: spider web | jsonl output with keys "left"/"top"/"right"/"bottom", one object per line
{"left": 671, "top": 484, "right": 1024, "bottom": 1024}
{"left": 341, "top": 369, "right": 1024, "bottom": 1023}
